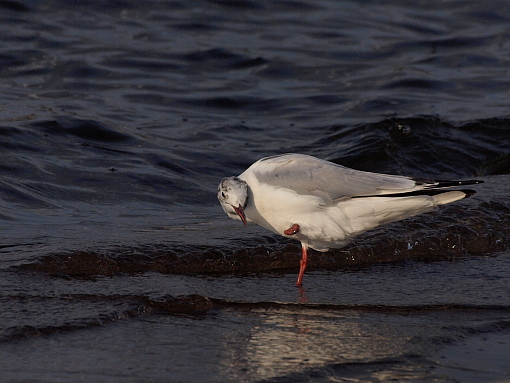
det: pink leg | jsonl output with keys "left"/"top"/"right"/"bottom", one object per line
{"left": 296, "top": 244, "right": 308, "bottom": 286}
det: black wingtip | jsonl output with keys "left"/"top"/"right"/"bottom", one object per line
{"left": 458, "top": 180, "right": 484, "bottom": 186}
{"left": 414, "top": 179, "right": 484, "bottom": 188}
{"left": 462, "top": 189, "right": 477, "bottom": 199}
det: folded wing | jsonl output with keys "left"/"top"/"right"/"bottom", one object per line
{"left": 244, "top": 153, "right": 482, "bottom": 200}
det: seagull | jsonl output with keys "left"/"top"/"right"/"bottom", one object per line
{"left": 217, "top": 153, "right": 483, "bottom": 286}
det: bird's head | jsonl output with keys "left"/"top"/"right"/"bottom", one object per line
{"left": 217, "top": 176, "right": 248, "bottom": 225}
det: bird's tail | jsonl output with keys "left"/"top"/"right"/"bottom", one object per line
{"left": 432, "top": 189, "right": 476, "bottom": 205}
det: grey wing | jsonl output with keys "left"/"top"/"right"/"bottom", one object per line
{"left": 243, "top": 154, "right": 419, "bottom": 199}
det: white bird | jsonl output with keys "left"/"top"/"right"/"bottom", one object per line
{"left": 217, "top": 153, "right": 482, "bottom": 286}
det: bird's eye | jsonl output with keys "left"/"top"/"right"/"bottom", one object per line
{"left": 221, "top": 192, "right": 226, "bottom": 198}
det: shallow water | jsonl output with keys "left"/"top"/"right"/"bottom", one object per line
{"left": 1, "top": 0, "right": 510, "bottom": 382}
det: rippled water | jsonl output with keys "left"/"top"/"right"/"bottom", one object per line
{"left": 1, "top": 0, "right": 510, "bottom": 382}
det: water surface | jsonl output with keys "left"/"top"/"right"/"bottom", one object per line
{"left": 1, "top": 0, "right": 510, "bottom": 381}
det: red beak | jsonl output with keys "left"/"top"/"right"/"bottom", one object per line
{"left": 233, "top": 205, "right": 247, "bottom": 226}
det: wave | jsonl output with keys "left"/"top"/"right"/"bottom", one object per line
{"left": 2, "top": 292, "right": 510, "bottom": 343}
{"left": 15, "top": 188, "right": 510, "bottom": 278}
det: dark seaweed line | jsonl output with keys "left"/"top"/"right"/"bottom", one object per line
{"left": 2, "top": 293, "right": 510, "bottom": 343}
{"left": 6, "top": 292, "right": 510, "bottom": 313}
{"left": 211, "top": 299, "right": 510, "bottom": 315}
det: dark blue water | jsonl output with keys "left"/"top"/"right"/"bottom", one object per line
{"left": 1, "top": 1, "right": 510, "bottom": 381}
